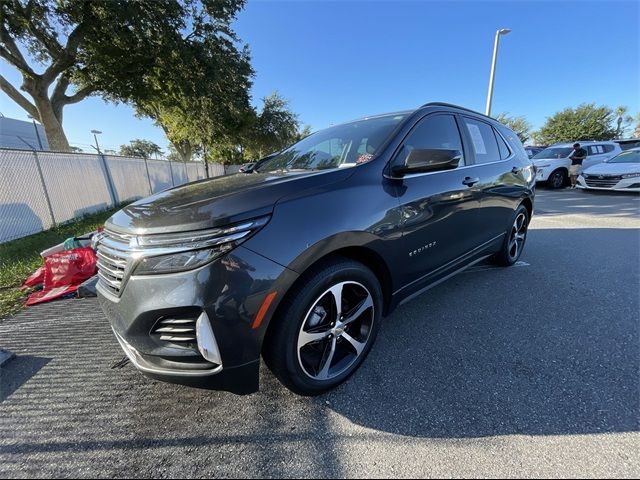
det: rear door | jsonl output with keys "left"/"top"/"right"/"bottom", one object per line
{"left": 392, "top": 113, "right": 485, "bottom": 288}
{"left": 584, "top": 144, "right": 610, "bottom": 169}
{"left": 459, "top": 116, "right": 525, "bottom": 242}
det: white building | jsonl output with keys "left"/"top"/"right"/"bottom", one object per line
{"left": 0, "top": 116, "right": 49, "bottom": 150}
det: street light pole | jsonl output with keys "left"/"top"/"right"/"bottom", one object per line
{"left": 91, "top": 129, "right": 102, "bottom": 154}
{"left": 485, "top": 28, "right": 511, "bottom": 117}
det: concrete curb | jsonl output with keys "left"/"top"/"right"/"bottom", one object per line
{"left": 0, "top": 348, "right": 15, "bottom": 367}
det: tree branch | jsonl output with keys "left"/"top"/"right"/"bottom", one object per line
{"left": 0, "top": 24, "right": 36, "bottom": 76}
{"left": 41, "top": 7, "right": 91, "bottom": 84}
{"left": 0, "top": 74, "right": 38, "bottom": 118}
{"left": 61, "top": 86, "right": 94, "bottom": 105}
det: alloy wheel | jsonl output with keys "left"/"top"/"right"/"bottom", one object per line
{"left": 297, "top": 281, "right": 374, "bottom": 381}
{"left": 508, "top": 212, "right": 528, "bottom": 261}
{"left": 551, "top": 172, "right": 564, "bottom": 188}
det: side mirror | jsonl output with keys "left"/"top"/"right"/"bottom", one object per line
{"left": 392, "top": 149, "right": 462, "bottom": 176}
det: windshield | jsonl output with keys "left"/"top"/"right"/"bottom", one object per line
{"left": 532, "top": 147, "right": 573, "bottom": 160}
{"left": 257, "top": 114, "right": 408, "bottom": 172}
{"left": 608, "top": 150, "right": 640, "bottom": 164}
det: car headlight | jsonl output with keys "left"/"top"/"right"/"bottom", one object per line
{"left": 621, "top": 173, "right": 640, "bottom": 179}
{"left": 132, "top": 216, "right": 269, "bottom": 275}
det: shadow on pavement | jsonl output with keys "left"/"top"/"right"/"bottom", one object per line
{"left": 1, "top": 355, "right": 51, "bottom": 403}
{"left": 326, "top": 227, "right": 639, "bottom": 438}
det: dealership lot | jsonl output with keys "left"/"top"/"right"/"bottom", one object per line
{"left": 1, "top": 189, "right": 638, "bottom": 478}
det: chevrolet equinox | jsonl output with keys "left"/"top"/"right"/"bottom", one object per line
{"left": 97, "top": 103, "right": 535, "bottom": 395}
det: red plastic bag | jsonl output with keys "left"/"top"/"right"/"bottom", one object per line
{"left": 26, "top": 247, "right": 97, "bottom": 306}
{"left": 21, "top": 266, "right": 45, "bottom": 290}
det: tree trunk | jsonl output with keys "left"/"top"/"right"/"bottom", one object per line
{"left": 173, "top": 140, "right": 193, "bottom": 162}
{"left": 34, "top": 94, "right": 70, "bottom": 151}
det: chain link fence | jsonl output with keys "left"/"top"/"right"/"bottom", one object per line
{"left": 0, "top": 148, "right": 225, "bottom": 244}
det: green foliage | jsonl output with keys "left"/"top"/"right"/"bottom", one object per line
{"left": 119, "top": 139, "right": 163, "bottom": 159}
{"left": 533, "top": 104, "right": 618, "bottom": 145}
{"left": 495, "top": 113, "right": 531, "bottom": 144}
{"left": 208, "top": 92, "right": 300, "bottom": 165}
{"left": 0, "top": 0, "right": 251, "bottom": 152}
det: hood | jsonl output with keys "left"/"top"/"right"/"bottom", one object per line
{"left": 583, "top": 162, "right": 640, "bottom": 176}
{"left": 533, "top": 156, "right": 568, "bottom": 163}
{"left": 106, "top": 169, "right": 353, "bottom": 235}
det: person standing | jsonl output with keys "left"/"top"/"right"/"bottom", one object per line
{"left": 569, "top": 143, "right": 587, "bottom": 188}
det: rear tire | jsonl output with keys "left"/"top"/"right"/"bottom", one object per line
{"left": 546, "top": 169, "right": 567, "bottom": 189}
{"left": 263, "top": 258, "right": 382, "bottom": 396}
{"left": 492, "top": 205, "right": 530, "bottom": 267}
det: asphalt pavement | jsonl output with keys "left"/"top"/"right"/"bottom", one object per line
{"left": 1, "top": 188, "right": 639, "bottom": 478}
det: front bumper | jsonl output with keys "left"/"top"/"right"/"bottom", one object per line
{"left": 576, "top": 175, "right": 640, "bottom": 192}
{"left": 98, "top": 245, "right": 298, "bottom": 394}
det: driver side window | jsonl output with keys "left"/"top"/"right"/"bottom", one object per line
{"left": 396, "top": 114, "right": 465, "bottom": 168}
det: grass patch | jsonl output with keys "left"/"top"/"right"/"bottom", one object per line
{"left": 0, "top": 207, "right": 121, "bottom": 319}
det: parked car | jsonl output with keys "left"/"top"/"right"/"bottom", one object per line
{"left": 532, "top": 141, "right": 622, "bottom": 188}
{"left": 97, "top": 102, "right": 536, "bottom": 395}
{"left": 577, "top": 147, "right": 640, "bottom": 192}
{"left": 614, "top": 139, "right": 640, "bottom": 151}
{"left": 524, "top": 145, "right": 546, "bottom": 159}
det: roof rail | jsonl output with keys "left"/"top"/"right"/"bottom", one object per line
{"left": 420, "top": 102, "right": 494, "bottom": 119}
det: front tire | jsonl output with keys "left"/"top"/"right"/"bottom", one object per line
{"left": 263, "top": 258, "right": 382, "bottom": 396}
{"left": 547, "top": 169, "right": 567, "bottom": 189}
{"left": 492, "top": 205, "right": 530, "bottom": 266}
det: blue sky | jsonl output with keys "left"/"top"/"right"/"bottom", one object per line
{"left": 1, "top": 0, "right": 638, "bottom": 152}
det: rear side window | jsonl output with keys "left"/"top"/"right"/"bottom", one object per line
{"left": 494, "top": 128, "right": 512, "bottom": 159}
{"left": 397, "top": 114, "right": 465, "bottom": 167}
{"left": 463, "top": 118, "right": 501, "bottom": 164}
{"left": 603, "top": 144, "right": 616, "bottom": 153}
{"left": 588, "top": 145, "right": 605, "bottom": 155}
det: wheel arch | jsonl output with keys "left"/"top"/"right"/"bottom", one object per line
{"left": 261, "top": 243, "right": 394, "bottom": 356}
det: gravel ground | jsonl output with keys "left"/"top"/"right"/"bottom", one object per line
{"left": 1, "top": 188, "right": 639, "bottom": 478}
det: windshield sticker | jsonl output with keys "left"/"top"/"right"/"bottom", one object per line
{"left": 356, "top": 153, "right": 374, "bottom": 165}
{"left": 466, "top": 123, "right": 487, "bottom": 155}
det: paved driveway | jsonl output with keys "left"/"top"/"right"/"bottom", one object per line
{"left": 1, "top": 189, "right": 639, "bottom": 478}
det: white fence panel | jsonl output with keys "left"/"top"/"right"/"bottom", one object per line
{"left": 104, "top": 155, "right": 151, "bottom": 202}
{"left": 0, "top": 149, "right": 226, "bottom": 243}
{"left": 37, "top": 152, "right": 113, "bottom": 224}
{"left": 146, "top": 159, "right": 173, "bottom": 193}
{"left": 170, "top": 161, "right": 188, "bottom": 186}
{"left": 186, "top": 163, "right": 202, "bottom": 182}
{"left": 0, "top": 150, "right": 54, "bottom": 242}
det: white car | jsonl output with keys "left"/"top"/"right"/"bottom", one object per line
{"left": 577, "top": 148, "right": 640, "bottom": 192}
{"left": 533, "top": 141, "right": 622, "bottom": 189}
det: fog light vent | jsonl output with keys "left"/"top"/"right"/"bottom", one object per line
{"left": 151, "top": 317, "right": 197, "bottom": 345}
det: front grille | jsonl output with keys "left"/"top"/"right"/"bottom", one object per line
{"left": 96, "top": 229, "right": 134, "bottom": 296}
{"left": 151, "top": 316, "right": 198, "bottom": 348}
{"left": 584, "top": 175, "right": 622, "bottom": 188}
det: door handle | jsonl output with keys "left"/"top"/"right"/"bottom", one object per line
{"left": 511, "top": 166, "right": 521, "bottom": 174}
{"left": 462, "top": 177, "right": 480, "bottom": 187}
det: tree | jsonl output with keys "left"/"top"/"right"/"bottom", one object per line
{"left": 245, "top": 92, "right": 299, "bottom": 159}
{"left": 635, "top": 113, "right": 640, "bottom": 139}
{"left": 119, "top": 139, "right": 163, "bottom": 159}
{"left": 495, "top": 113, "right": 531, "bottom": 144}
{"left": 533, "top": 104, "right": 619, "bottom": 145}
{"left": 295, "top": 124, "right": 313, "bottom": 142}
{"left": 614, "top": 106, "right": 633, "bottom": 138}
{"left": 131, "top": 2, "right": 253, "bottom": 165}
{"left": 0, "top": 0, "right": 249, "bottom": 151}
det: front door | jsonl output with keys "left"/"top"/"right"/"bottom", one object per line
{"left": 392, "top": 113, "right": 483, "bottom": 289}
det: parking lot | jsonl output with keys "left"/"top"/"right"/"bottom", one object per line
{"left": 1, "top": 188, "right": 638, "bottom": 478}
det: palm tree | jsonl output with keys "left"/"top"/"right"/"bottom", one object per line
{"left": 615, "top": 106, "right": 632, "bottom": 138}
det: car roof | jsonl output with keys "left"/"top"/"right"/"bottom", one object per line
{"left": 549, "top": 140, "right": 618, "bottom": 147}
